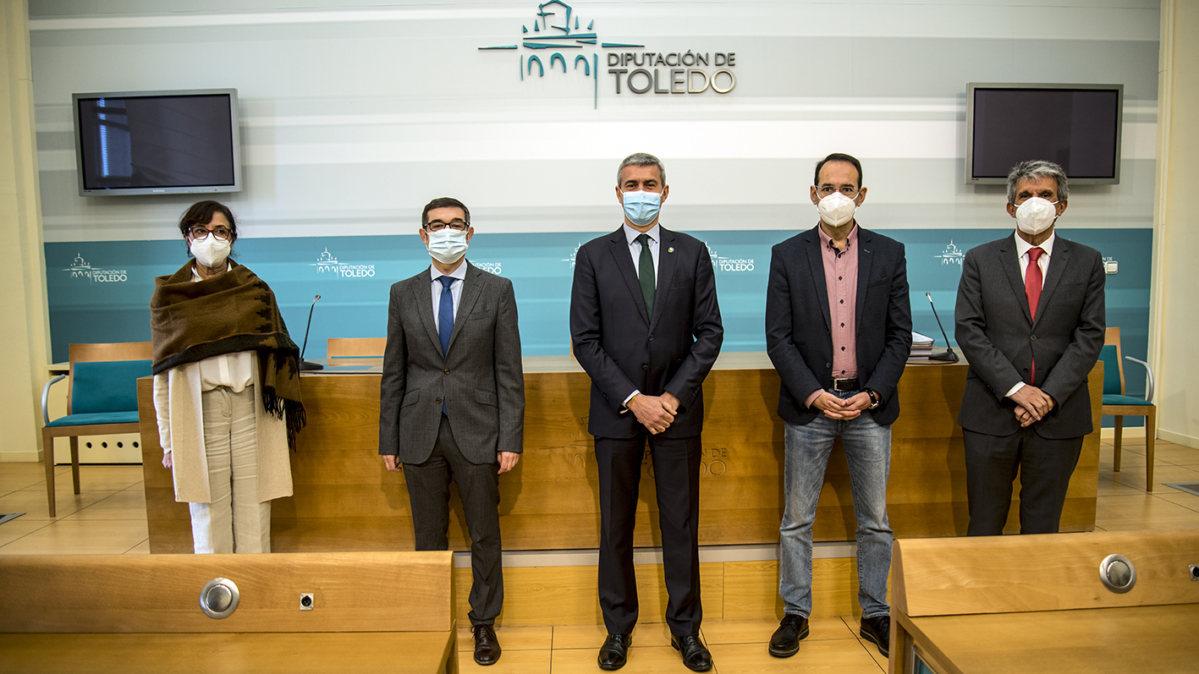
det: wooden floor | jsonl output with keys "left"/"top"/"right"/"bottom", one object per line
{"left": 3, "top": 436, "right": 1198, "bottom": 673}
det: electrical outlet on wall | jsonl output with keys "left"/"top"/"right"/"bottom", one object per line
{"left": 300, "top": 593, "right": 314, "bottom": 610}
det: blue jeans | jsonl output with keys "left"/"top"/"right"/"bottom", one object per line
{"left": 779, "top": 390, "right": 893, "bottom": 619}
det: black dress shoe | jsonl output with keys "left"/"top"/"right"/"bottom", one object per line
{"left": 598, "top": 633, "right": 631, "bottom": 670}
{"left": 670, "top": 634, "right": 713, "bottom": 672}
{"left": 472, "top": 624, "right": 502, "bottom": 666}
{"left": 768, "top": 614, "right": 810, "bottom": 658}
{"left": 860, "top": 614, "right": 890, "bottom": 658}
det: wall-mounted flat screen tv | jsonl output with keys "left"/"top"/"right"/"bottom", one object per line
{"left": 966, "top": 83, "right": 1123, "bottom": 185}
{"left": 72, "top": 88, "right": 241, "bottom": 197}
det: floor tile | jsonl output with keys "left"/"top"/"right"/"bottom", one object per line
{"left": 1095, "top": 476, "right": 1145, "bottom": 497}
{"left": 0, "top": 464, "right": 49, "bottom": 493}
{"left": 61, "top": 488, "right": 147, "bottom": 521}
{"left": 0, "top": 519, "right": 148, "bottom": 555}
{"left": 0, "top": 488, "right": 117, "bottom": 521}
{"left": 1153, "top": 490, "right": 1199, "bottom": 513}
{"left": 552, "top": 622, "right": 672, "bottom": 650}
{"left": 124, "top": 539, "right": 151, "bottom": 554}
{"left": 27, "top": 464, "right": 145, "bottom": 493}
{"left": 857, "top": 634, "right": 889, "bottom": 671}
{"left": 705, "top": 639, "right": 885, "bottom": 673}
{"left": 456, "top": 625, "right": 552, "bottom": 652}
{"left": 1094, "top": 494, "right": 1199, "bottom": 531}
{"left": 1107, "top": 440, "right": 1199, "bottom": 466}
{"left": 0, "top": 518, "right": 49, "bottom": 547}
{"left": 1108, "top": 463, "right": 1199, "bottom": 494}
{"left": 456, "top": 648, "right": 551, "bottom": 673}
{"left": 702, "top": 617, "right": 857, "bottom": 645}
{"left": 550, "top": 645, "right": 692, "bottom": 674}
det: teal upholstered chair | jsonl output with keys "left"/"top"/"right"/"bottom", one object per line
{"left": 1099, "top": 327, "right": 1156, "bottom": 491}
{"left": 41, "top": 342, "right": 153, "bottom": 516}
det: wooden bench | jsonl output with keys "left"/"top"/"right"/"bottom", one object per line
{"left": 0, "top": 551, "right": 457, "bottom": 673}
{"left": 889, "top": 529, "right": 1199, "bottom": 673}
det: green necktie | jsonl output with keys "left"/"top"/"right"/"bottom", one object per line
{"left": 636, "top": 233, "right": 655, "bottom": 317}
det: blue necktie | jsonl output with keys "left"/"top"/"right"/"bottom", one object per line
{"left": 438, "top": 276, "right": 454, "bottom": 414}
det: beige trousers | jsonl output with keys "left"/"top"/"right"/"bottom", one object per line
{"left": 188, "top": 385, "right": 271, "bottom": 554}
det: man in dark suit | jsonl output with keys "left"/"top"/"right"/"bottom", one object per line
{"left": 570, "top": 152, "right": 723, "bottom": 672}
{"left": 378, "top": 197, "right": 524, "bottom": 666}
{"left": 764, "top": 153, "right": 911, "bottom": 659}
{"left": 955, "top": 160, "right": 1105, "bottom": 536}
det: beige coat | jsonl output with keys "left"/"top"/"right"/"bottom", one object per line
{"left": 152, "top": 352, "right": 293, "bottom": 504}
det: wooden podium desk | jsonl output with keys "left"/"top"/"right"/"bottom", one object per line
{"left": 137, "top": 353, "right": 1101, "bottom": 553}
{"left": 0, "top": 551, "right": 458, "bottom": 674}
{"left": 889, "top": 530, "right": 1199, "bottom": 674}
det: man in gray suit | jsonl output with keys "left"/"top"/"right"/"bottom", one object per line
{"left": 955, "top": 160, "right": 1105, "bottom": 536}
{"left": 378, "top": 196, "right": 524, "bottom": 666}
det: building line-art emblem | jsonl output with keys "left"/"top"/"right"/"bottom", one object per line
{"left": 479, "top": 1, "right": 643, "bottom": 109}
{"left": 64, "top": 252, "right": 127, "bottom": 282}
{"left": 934, "top": 241, "right": 965, "bottom": 266}
{"left": 312, "top": 247, "right": 375, "bottom": 278}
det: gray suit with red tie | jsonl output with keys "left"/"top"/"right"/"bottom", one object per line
{"left": 955, "top": 233, "right": 1105, "bottom": 535}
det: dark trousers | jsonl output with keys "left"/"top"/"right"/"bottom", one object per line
{"left": 404, "top": 415, "right": 503, "bottom": 625}
{"left": 595, "top": 433, "right": 703, "bottom": 637}
{"left": 963, "top": 427, "right": 1084, "bottom": 536}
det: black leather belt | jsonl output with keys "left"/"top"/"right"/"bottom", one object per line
{"left": 831, "top": 377, "right": 860, "bottom": 392}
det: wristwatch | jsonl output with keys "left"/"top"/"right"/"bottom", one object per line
{"left": 867, "top": 390, "right": 881, "bottom": 409}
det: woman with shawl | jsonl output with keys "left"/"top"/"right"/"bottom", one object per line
{"left": 151, "top": 201, "right": 305, "bottom": 553}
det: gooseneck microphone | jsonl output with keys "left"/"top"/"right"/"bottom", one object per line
{"left": 925, "top": 292, "right": 960, "bottom": 363}
{"left": 299, "top": 294, "right": 324, "bottom": 371}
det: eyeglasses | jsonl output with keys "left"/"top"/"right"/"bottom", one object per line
{"left": 815, "top": 184, "right": 860, "bottom": 199}
{"left": 189, "top": 226, "right": 233, "bottom": 241}
{"left": 425, "top": 219, "right": 468, "bottom": 232}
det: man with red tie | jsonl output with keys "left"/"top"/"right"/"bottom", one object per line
{"left": 955, "top": 160, "right": 1106, "bottom": 536}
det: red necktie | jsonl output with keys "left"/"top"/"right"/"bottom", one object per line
{"left": 1025, "top": 247, "right": 1044, "bottom": 383}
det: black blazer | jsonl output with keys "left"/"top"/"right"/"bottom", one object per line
{"left": 765, "top": 225, "right": 912, "bottom": 426}
{"left": 378, "top": 262, "right": 525, "bottom": 464}
{"left": 569, "top": 225, "right": 724, "bottom": 439}
{"left": 955, "top": 234, "right": 1105, "bottom": 439}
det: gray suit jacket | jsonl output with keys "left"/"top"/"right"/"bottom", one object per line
{"left": 378, "top": 261, "right": 525, "bottom": 464}
{"left": 954, "top": 233, "right": 1105, "bottom": 439}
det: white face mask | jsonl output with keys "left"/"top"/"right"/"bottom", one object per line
{"left": 426, "top": 228, "right": 469, "bottom": 265}
{"left": 1014, "top": 197, "right": 1059, "bottom": 236}
{"left": 190, "top": 236, "right": 231, "bottom": 268}
{"left": 815, "top": 191, "right": 858, "bottom": 228}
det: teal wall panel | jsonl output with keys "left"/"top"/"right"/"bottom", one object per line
{"left": 46, "top": 226, "right": 1151, "bottom": 431}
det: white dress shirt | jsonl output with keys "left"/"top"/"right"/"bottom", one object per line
{"left": 624, "top": 222, "right": 661, "bottom": 282}
{"left": 191, "top": 264, "right": 253, "bottom": 392}
{"left": 621, "top": 223, "right": 661, "bottom": 407}
{"left": 1005, "top": 231, "right": 1056, "bottom": 397}
{"left": 430, "top": 261, "right": 468, "bottom": 332}
{"left": 1014, "top": 230, "right": 1056, "bottom": 287}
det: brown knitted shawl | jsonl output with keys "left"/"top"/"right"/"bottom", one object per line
{"left": 150, "top": 260, "right": 306, "bottom": 445}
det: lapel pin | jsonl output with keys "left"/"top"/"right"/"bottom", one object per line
{"left": 668, "top": 247, "right": 674, "bottom": 253}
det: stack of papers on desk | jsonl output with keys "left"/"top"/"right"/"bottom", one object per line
{"left": 910, "top": 332, "right": 935, "bottom": 361}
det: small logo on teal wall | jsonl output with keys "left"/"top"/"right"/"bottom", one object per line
{"left": 935, "top": 241, "right": 965, "bottom": 266}
{"left": 312, "top": 248, "right": 376, "bottom": 278}
{"left": 704, "top": 242, "right": 754, "bottom": 273}
{"left": 64, "top": 253, "right": 127, "bottom": 283}
{"left": 472, "top": 261, "right": 504, "bottom": 275}
{"left": 479, "top": 0, "right": 736, "bottom": 108}
{"left": 562, "top": 242, "right": 583, "bottom": 268}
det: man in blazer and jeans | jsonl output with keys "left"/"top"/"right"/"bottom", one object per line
{"left": 765, "top": 153, "right": 912, "bottom": 660}
{"left": 570, "top": 152, "right": 723, "bottom": 672}
{"left": 378, "top": 196, "right": 525, "bottom": 666}
{"left": 955, "top": 160, "right": 1105, "bottom": 536}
